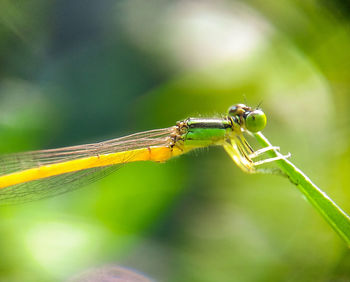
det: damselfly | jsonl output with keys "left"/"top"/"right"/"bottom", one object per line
{"left": 0, "top": 104, "right": 285, "bottom": 204}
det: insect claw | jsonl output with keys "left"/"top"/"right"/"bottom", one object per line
{"left": 249, "top": 146, "right": 280, "bottom": 159}
{"left": 253, "top": 152, "right": 291, "bottom": 166}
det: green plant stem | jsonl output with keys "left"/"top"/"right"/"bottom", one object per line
{"left": 254, "top": 132, "right": 350, "bottom": 246}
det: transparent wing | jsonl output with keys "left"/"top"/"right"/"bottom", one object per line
{"left": 0, "top": 127, "right": 175, "bottom": 205}
{"left": 0, "top": 127, "right": 175, "bottom": 176}
{"left": 0, "top": 166, "right": 120, "bottom": 205}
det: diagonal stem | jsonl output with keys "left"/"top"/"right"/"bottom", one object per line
{"left": 254, "top": 132, "right": 350, "bottom": 246}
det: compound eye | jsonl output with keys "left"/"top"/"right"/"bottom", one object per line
{"left": 228, "top": 104, "right": 246, "bottom": 116}
{"left": 245, "top": 110, "right": 267, "bottom": 133}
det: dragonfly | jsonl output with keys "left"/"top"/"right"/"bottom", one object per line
{"left": 0, "top": 104, "right": 285, "bottom": 204}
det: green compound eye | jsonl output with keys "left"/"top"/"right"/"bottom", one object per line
{"left": 245, "top": 110, "right": 267, "bottom": 133}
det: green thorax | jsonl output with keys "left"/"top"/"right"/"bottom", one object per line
{"left": 181, "top": 117, "right": 236, "bottom": 147}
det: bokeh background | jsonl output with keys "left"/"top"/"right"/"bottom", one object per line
{"left": 0, "top": 0, "right": 350, "bottom": 281}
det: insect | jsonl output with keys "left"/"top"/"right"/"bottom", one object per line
{"left": 0, "top": 104, "right": 284, "bottom": 204}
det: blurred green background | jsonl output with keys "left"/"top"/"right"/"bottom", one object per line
{"left": 0, "top": 0, "right": 350, "bottom": 281}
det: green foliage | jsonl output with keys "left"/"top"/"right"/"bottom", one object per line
{"left": 1, "top": 0, "right": 350, "bottom": 281}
